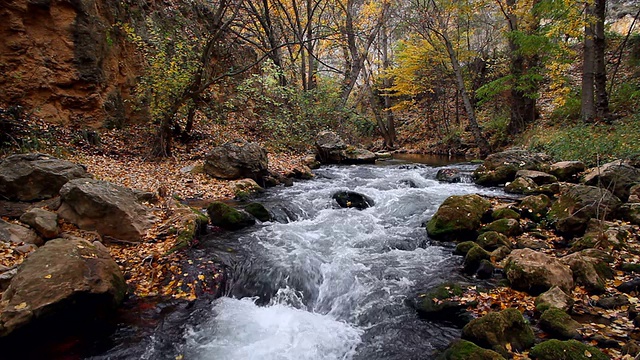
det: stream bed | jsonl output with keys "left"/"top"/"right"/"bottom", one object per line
{"left": 92, "top": 157, "right": 505, "bottom": 360}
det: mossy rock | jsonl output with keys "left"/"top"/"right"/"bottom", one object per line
{"left": 492, "top": 208, "right": 521, "bottom": 221}
{"left": 529, "top": 340, "right": 608, "bottom": 360}
{"left": 427, "top": 194, "right": 491, "bottom": 241}
{"left": 539, "top": 308, "right": 581, "bottom": 340}
{"left": 491, "top": 246, "right": 512, "bottom": 262}
{"left": 415, "top": 283, "right": 475, "bottom": 325}
{"left": 207, "top": 201, "right": 255, "bottom": 230}
{"left": 481, "top": 219, "right": 522, "bottom": 237}
{"left": 437, "top": 340, "right": 506, "bottom": 360}
{"left": 505, "top": 177, "right": 537, "bottom": 194}
{"left": 245, "top": 202, "right": 271, "bottom": 222}
{"left": 462, "top": 308, "right": 535, "bottom": 356}
{"left": 519, "top": 194, "right": 551, "bottom": 221}
{"left": 621, "top": 263, "right": 640, "bottom": 273}
{"left": 455, "top": 241, "right": 477, "bottom": 256}
{"left": 475, "top": 165, "right": 520, "bottom": 186}
{"left": 464, "top": 245, "right": 491, "bottom": 274}
{"left": 477, "top": 231, "right": 510, "bottom": 251}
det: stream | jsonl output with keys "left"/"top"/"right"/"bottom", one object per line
{"left": 86, "top": 156, "right": 504, "bottom": 359}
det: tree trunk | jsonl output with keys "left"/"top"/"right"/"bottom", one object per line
{"left": 581, "top": 4, "right": 596, "bottom": 123}
{"left": 594, "top": 0, "right": 609, "bottom": 121}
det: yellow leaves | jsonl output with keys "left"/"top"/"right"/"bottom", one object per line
{"left": 584, "top": 350, "right": 592, "bottom": 358}
{"left": 14, "top": 302, "right": 27, "bottom": 310}
{"left": 44, "top": 274, "right": 52, "bottom": 279}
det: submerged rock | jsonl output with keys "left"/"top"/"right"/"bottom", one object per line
{"left": 332, "top": 191, "right": 374, "bottom": 210}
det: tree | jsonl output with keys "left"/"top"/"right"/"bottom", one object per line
{"left": 581, "top": 0, "right": 609, "bottom": 122}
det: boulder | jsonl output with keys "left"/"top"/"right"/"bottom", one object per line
{"left": 505, "top": 177, "right": 537, "bottom": 194}
{"left": 570, "top": 219, "right": 632, "bottom": 251}
{"left": 548, "top": 161, "right": 586, "bottom": 182}
{"left": 477, "top": 260, "right": 495, "bottom": 279}
{"left": 529, "top": 340, "right": 607, "bottom": 360}
{"left": 438, "top": 340, "right": 506, "bottom": 360}
{"left": 620, "top": 203, "right": 640, "bottom": 225}
{"left": 547, "top": 184, "right": 621, "bottom": 237}
{"left": 0, "top": 238, "right": 126, "bottom": 337}
{"left": 343, "top": 147, "right": 377, "bottom": 164}
{"left": 463, "top": 245, "right": 491, "bottom": 274}
{"left": 491, "top": 207, "right": 521, "bottom": 221}
{"left": 629, "top": 184, "right": 640, "bottom": 203}
{"left": 515, "top": 170, "right": 558, "bottom": 185}
{"left": 617, "top": 278, "right": 640, "bottom": 294}
{"left": 314, "top": 131, "right": 375, "bottom": 164}
{"left": 286, "top": 165, "right": 314, "bottom": 180}
{"left": 436, "top": 168, "right": 473, "bottom": 183}
{"left": 203, "top": 139, "right": 269, "bottom": 182}
{"left": 0, "top": 219, "right": 42, "bottom": 246}
{"left": 0, "top": 153, "right": 90, "bottom": 201}
{"left": 332, "top": 191, "right": 374, "bottom": 210}
{"left": 491, "top": 246, "right": 512, "bottom": 262}
{"left": 454, "top": 241, "right": 477, "bottom": 256}
{"left": 561, "top": 252, "right": 606, "bottom": 293}
{"left": 230, "top": 178, "right": 263, "bottom": 200}
{"left": 596, "top": 295, "right": 629, "bottom": 309}
{"left": 245, "top": 203, "right": 271, "bottom": 222}
{"left": 19, "top": 208, "right": 59, "bottom": 239}
{"left": 535, "top": 287, "right": 574, "bottom": 313}
{"left": 504, "top": 249, "right": 574, "bottom": 295}
{"left": 414, "top": 283, "right": 475, "bottom": 325}
{"left": 481, "top": 218, "right": 522, "bottom": 237}
{"left": 474, "top": 149, "right": 551, "bottom": 186}
{"left": 207, "top": 201, "right": 255, "bottom": 231}
{"left": 462, "top": 308, "right": 535, "bottom": 355}
{"left": 538, "top": 308, "right": 581, "bottom": 339}
{"left": 303, "top": 154, "right": 321, "bottom": 170}
{"left": 427, "top": 194, "right": 491, "bottom": 241}
{"left": 156, "top": 200, "right": 208, "bottom": 250}
{"left": 58, "top": 179, "right": 155, "bottom": 242}
{"left": 582, "top": 160, "right": 640, "bottom": 201}
{"left": 519, "top": 194, "right": 551, "bottom": 221}
{"left": 476, "top": 231, "right": 510, "bottom": 251}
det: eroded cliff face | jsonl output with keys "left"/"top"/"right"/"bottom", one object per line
{"left": 0, "top": 0, "right": 141, "bottom": 126}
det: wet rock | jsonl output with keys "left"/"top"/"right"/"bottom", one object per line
{"left": 286, "top": 165, "right": 314, "bottom": 180}
{"left": 476, "top": 260, "right": 495, "bottom": 279}
{"left": 454, "top": 241, "right": 477, "bottom": 256}
{"left": 414, "top": 283, "right": 475, "bottom": 325}
{"left": 505, "top": 177, "right": 538, "bottom": 194}
{"left": 547, "top": 184, "right": 621, "bottom": 237}
{"left": 206, "top": 202, "right": 255, "bottom": 231}
{"left": 539, "top": 308, "right": 581, "bottom": 340}
{"left": 230, "top": 178, "right": 263, "bottom": 200}
{"left": 529, "top": 339, "right": 607, "bottom": 360}
{"left": 481, "top": 218, "right": 522, "bottom": 237}
{"left": 463, "top": 245, "right": 491, "bottom": 274}
{"left": 436, "top": 168, "right": 472, "bottom": 183}
{"left": 0, "top": 219, "right": 42, "bottom": 246}
{"left": 548, "top": 161, "right": 586, "bottom": 182}
{"left": 203, "top": 139, "right": 269, "bottom": 182}
{"left": 519, "top": 194, "right": 550, "bottom": 221}
{"left": 535, "top": 286, "right": 574, "bottom": 313}
{"left": 343, "top": 147, "right": 377, "bottom": 164}
{"left": 476, "top": 231, "right": 510, "bottom": 251}
{"left": 427, "top": 194, "right": 491, "bottom": 241}
{"left": 504, "top": 248, "right": 574, "bottom": 295}
{"left": 303, "top": 154, "right": 321, "bottom": 170}
{"left": 58, "top": 179, "right": 155, "bottom": 242}
{"left": 582, "top": 160, "right": 640, "bottom": 201}
{"left": 0, "top": 238, "right": 126, "bottom": 337}
{"left": 491, "top": 207, "right": 521, "bottom": 221}
{"left": 462, "top": 308, "right": 535, "bottom": 356}
{"left": 438, "top": 340, "right": 506, "bottom": 360}
{"left": 561, "top": 252, "right": 606, "bottom": 294}
{"left": 245, "top": 203, "right": 271, "bottom": 222}
{"left": 515, "top": 170, "right": 558, "bottom": 185}
{"left": 0, "top": 153, "right": 90, "bottom": 201}
{"left": 332, "top": 191, "right": 374, "bottom": 210}
{"left": 19, "top": 208, "right": 59, "bottom": 239}
{"left": 474, "top": 149, "right": 551, "bottom": 186}
{"left": 314, "top": 131, "right": 375, "bottom": 164}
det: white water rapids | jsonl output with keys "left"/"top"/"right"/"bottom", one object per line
{"left": 176, "top": 162, "right": 504, "bottom": 360}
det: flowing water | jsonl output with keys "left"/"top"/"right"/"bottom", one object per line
{"left": 89, "top": 158, "right": 505, "bottom": 360}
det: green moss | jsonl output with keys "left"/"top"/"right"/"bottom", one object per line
{"left": 481, "top": 219, "right": 521, "bottom": 237}
{"left": 539, "top": 308, "right": 580, "bottom": 340}
{"left": 437, "top": 340, "right": 506, "bottom": 360}
{"left": 464, "top": 245, "right": 491, "bottom": 274}
{"left": 207, "top": 201, "right": 255, "bottom": 230}
{"left": 462, "top": 308, "right": 535, "bottom": 356}
{"left": 492, "top": 208, "right": 521, "bottom": 221}
{"left": 621, "top": 263, "right": 640, "bottom": 273}
{"left": 245, "top": 202, "right": 271, "bottom": 222}
{"left": 455, "top": 241, "right": 477, "bottom": 256}
{"left": 476, "top": 231, "right": 510, "bottom": 251}
{"left": 427, "top": 194, "right": 491, "bottom": 241}
{"left": 529, "top": 339, "right": 608, "bottom": 360}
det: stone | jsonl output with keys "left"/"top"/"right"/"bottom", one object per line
{"left": 515, "top": 237, "right": 549, "bottom": 250}
{"left": 617, "top": 278, "right": 640, "bottom": 294}
{"left": 0, "top": 268, "right": 17, "bottom": 292}
{"left": 529, "top": 340, "right": 608, "bottom": 360}
{"left": 0, "top": 238, "right": 126, "bottom": 337}
{"left": 436, "top": 168, "right": 473, "bottom": 183}
{"left": 454, "top": 241, "right": 477, "bottom": 256}
{"left": 519, "top": 194, "right": 551, "bottom": 221}
{"left": 582, "top": 160, "right": 640, "bottom": 201}
{"left": 561, "top": 252, "right": 606, "bottom": 294}
{"left": 477, "top": 260, "right": 495, "bottom": 279}
{"left": 492, "top": 207, "right": 521, "bottom": 221}
{"left": 481, "top": 218, "right": 522, "bottom": 237}
{"left": 476, "top": 231, "right": 510, "bottom": 251}
{"left": 230, "top": 178, "right": 263, "bottom": 200}
{"left": 491, "top": 246, "right": 512, "bottom": 262}
{"left": 548, "top": 184, "right": 621, "bottom": 237}
{"left": 505, "top": 177, "right": 538, "bottom": 194}
{"left": 57, "top": 179, "right": 156, "bottom": 242}
{"left": 19, "top": 208, "right": 59, "bottom": 239}
{"left": 427, "top": 194, "right": 491, "bottom": 241}
{"left": 414, "top": 283, "right": 475, "bottom": 325}
{"left": 245, "top": 203, "right": 271, "bottom": 222}
{"left": 438, "top": 340, "right": 506, "bottom": 360}
{"left": 0, "top": 153, "right": 90, "bottom": 201}
{"left": 314, "top": 131, "right": 376, "bottom": 165}
{"left": 207, "top": 201, "right": 255, "bottom": 231}
{"left": 157, "top": 201, "right": 208, "bottom": 250}
{"left": 0, "top": 219, "right": 42, "bottom": 246}
{"left": 620, "top": 203, "right": 640, "bottom": 226}
{"left": 332, "top": 191, "right": 375, "bottom": 210}
{"left": 462, "top": 308, "right": 535, "bottom": 356}
{"left": 303, "top": 154, "right": 321, "bottom": 170}
{"left": 474, "top": 149, "right": 551, "bottom": 186}
{"left": 596, "top": 295, "right": 630, "bottom": 309}
{"left": 203, "top": 139, "right": 269, "bottom": 182}
{"left": 629, "top": 184, "right": 640, "bottom": 203}
{"left": 535, "top": 287, "right": 574, "bottom": 313}
{"left": 343, "top": 147, "right": 377, "bottom": 164}
{"left": 549, "top": 161, "right": 586, "bottom": 182}
{"left": 504, "top": 249, "right": 574, "bottom": 295}
{"left": 571, "top": 219, "right": 632, "bottom": 251}
{"left": 539, "top": 308, "right": 581, "bottom": 340}
{"left": 463, "top": 245, "right": 491, "bottom": 274}
{"left": 515, "top": 170, "right": 558, "bottom": 185}
{"left": 287, "top": 165, "right": 314, "bottom": 180}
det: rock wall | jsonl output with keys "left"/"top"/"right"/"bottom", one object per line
{"left": 0, "top": 0, "right": 142, "bottom": 126}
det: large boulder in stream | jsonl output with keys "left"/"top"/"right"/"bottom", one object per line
{"left": 474, "top": 149, "right": 551, "bottom": 186}
{"left": 0, "top": 238, "right": 126, "bottom": 337}
{"left": 207, "top": 201, "right": 255, "bottom": 230}
{"left": 315, "top": 131, "right": 376, "bottom": 164}
{"left": 427, "top": 194, "right": 491, "bottom": 241}
{"left": 436, "top": 168, "right": 473, "bottom": 183}
{"left": 0, "top": 153, "right": 90, "bottom": 201}
{"left": 332, "top": 191, "right": 374, "bottom": 209}
{"left": 462, "top": 308, "right": 535, "bottom": 356}
{"left": 58, "top": 179, "right": 156, "bottom": 242}
{"left": 203, "top": 139, "right": 269, "bottom": 182}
